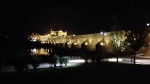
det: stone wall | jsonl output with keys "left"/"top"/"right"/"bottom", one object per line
{"left": 48, "top": 32, "right": 126, "bottom": 54}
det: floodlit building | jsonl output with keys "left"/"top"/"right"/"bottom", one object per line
{"left": 50, "top": 29, "right": 67, "bottom": 37}
{"left": 29, "top": 29, "right": 67, "bottom": 42}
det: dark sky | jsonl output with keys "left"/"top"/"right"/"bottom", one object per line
{"left": 1, "top": 0, "right": 150, "bottom": 36}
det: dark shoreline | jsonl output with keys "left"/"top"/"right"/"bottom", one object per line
{"left": 1, "top": 62, "right": 150, "bottom": 83}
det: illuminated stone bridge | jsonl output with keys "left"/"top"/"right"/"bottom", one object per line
{"left": 49, "top": 33, "right": 112, "bottom": 51}
{"left": 29, "top": 29, "right": 128, "bottom": 56}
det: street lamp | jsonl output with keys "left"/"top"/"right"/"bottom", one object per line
{"left": 147, "top": 23, "right": 150, "bottom": 26}
{"left": 100, "top": 30, "right": 106, "bottom": 60}
{"left": 146, "top": 23, "right": 150, "bottom": 32}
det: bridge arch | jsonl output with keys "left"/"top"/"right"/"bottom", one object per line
{"left": 71, "top": 40, "right": 81, "bottom": 49}
{"left": 65, "top": 41, "right": 72, "bottom": 49}
{"left": 81, "top": 39, "right": 91, "bottom": 51}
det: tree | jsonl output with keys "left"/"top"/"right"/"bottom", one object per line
{"left": 60, "top": 56, "right": 70, "bottom": 66}
{"left": 108, "top": 25, "right": 127, "bottom": 63}
{"left": 109, "top": 24, "right": 126, "bottom": 55}
{"left": 125, "top": 30, "right": 146, "bottom": 51}
{"left": 51, "top": 54, "right": 60, "bottom": 67}
{"left": 124, "top": 29, "right": 147, "bottom": 64}
{"left": 111, "top": 0, "right": 150, "bottom": 52}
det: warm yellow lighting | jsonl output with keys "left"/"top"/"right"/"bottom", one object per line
{"left": 67, "top": 42, "right": 70, "bottom": 44}
{"left": 74, "top": 42, "right": 77, "bottom": 45}
{"left": 41, "top": 42, "right": 45, "bottom": 44}
{"left": 73, "top": 34, "right": 75, "bottom": 36}
{"left": 100, "top": 42, "right": 104, "bottom": 46}
{"left": 85, "top": 43, "right": 88, "bottom": 45}
{"left": 37, "top": 48, "right": 49, "bottom": 55}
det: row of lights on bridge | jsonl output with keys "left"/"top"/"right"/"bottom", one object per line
{"left": 40, "top": 40, "right": 90, "bottom": 46}
{"left": 37, "top": 31, "right": 107, "bottom": 46}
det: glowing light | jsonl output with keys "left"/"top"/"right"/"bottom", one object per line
{"left": 73, "top": 34, "right": 75, "bottom": 36}
{"left": 31, "top": 39, "right": 37, "bottom": 42}
{"left": 69, "top": 59, "right": 85, "bottom": 63}
{"left": 100, "top": 42, "right": 103, "bottom": 45}
{"left": 100, "top": 31, "right": 106, "bottom": 36}
{"left": 32, "top": 48, "right": 37, "bottom": 53}
{"left": 27, "top": 59, "right": 86, "bottom": 70}
{"left": 37, "top": 48, "right": 49, "bottom": 55}
{"left": 107, "top": 58, "right": 122, "bottom": 62}
{"left": 74, "top": 42, "right": 77, "bottom": 45}
{"left": 147, "top": 23, "right": 150, "bottom": 26}
{"left": 67, "top": 42, "right": 70, "bottom": 44}
{"left": 105, "top": 57, "right": 150, "bottom": 65}
{"left": 41, "top": 42, "right": 45, "bottom": 44}
{"left": 85, "top": 43, "right": 88, "bottom": 45}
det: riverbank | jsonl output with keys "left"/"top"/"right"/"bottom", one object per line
{"left": 1, "top": 62, "right": 150, "bottom": 83}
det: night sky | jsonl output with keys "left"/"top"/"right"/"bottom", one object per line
{"left": 1, "top": 0, "right": 150, "bottom": 36}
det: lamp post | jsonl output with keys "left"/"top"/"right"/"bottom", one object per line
{"left": 116, "top": 41, "right": 121, "bottom": 63}
{"left": 100, "top": 30, "right": 106, "bottom": 61}
{"left": 116, "top": 44, "right": 119, "bottom": 64}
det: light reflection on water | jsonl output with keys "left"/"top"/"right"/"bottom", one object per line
{"left": 29, "top": 48, "right": 52, "bottom": 56}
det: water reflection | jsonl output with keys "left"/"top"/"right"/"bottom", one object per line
{"left": 29, "top": 48, "right": 52, "bottom": 56}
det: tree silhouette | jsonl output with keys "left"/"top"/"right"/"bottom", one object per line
{"left": 110, "top": 0, "right": 150, "bottom": 51}
{"left": 109, "top": 1, "right": 150, "bottom": 65}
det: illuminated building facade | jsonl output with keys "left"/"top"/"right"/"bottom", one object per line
{"left": 50, "top": 29, "right": 67, "bottom": 37}
{"left": 29, "top": 29, "right": 67, "bottom": 43}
